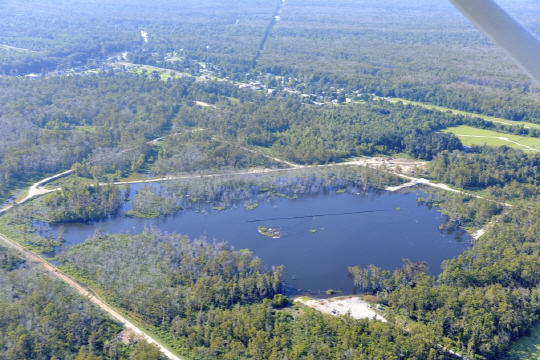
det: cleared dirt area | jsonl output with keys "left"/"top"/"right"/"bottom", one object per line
{"left": 349, "top": 157, "right": 427, "bottom": 174}
{"left": 294, "top": 296, "right": 387, "bottom": 322}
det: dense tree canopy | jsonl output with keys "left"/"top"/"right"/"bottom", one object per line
{"left": 0, "top": 246, "right": 135, "bottom": 360}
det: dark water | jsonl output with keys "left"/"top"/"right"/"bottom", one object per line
{"left": 39, "top": 184, "right": 470, "bottom": 296}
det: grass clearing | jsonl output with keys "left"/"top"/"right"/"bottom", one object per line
{"left": 510, "top": 322, "right": 540, "bottom": 359}
{"left": 391, "top": 98, "right": 540, "bottom": 130}
{"left": 442, "top": 126, "right": 540, "bottom": 151}
{"left": 130, "top": 66, "right": 192, "bottom": 81}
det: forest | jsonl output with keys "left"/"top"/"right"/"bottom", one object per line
{"left": 5, "top": 66, "right": 540, "bottom": 210}
{"left": 2, "top": 0, "right": 540, "bottom": 124}
{"left": 348, "top": 198, "right": 540, "bottom": 359}
{"left": 428, "top": 146, "right": 540, "bottom": 204}
{"left": 0, "top": 74, "right": 233, "bottom": 203}
{"left": 174, "top": 99, "right": 464, "bottom": 163}
{"left": 41, "top": 182, "right": 122, "bottom": 223}
{"left": 256, "top": 0, "right": 540, "bottom": 122}
{"left": 0, "top": 245, "right": 164, "bottom": 359}
{"left": 0, "top": 0, "right": 272, "bottom": 75}
{"left": 57, "top": 229, "right": 452, "bottom": 359}
{"left": 0, "top": 73, "right": 475, "bottom": 205}
{"left": 4, "top": 0, "right": 540, "bottom": 358}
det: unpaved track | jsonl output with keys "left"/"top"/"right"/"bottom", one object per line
{"left": 0, "top": 171, "right": 68, "bottom": 214}
{"left": 2, "top": 154, "right": 508, "bottom": 212}
{"left": 0, "top": 232, "right": 183, "bottom": 360}
{"left": 0, "top": 152, "right": 503, "bottom": 359}
{"left": 0, "top": 44, "right": 37, "bottom": 52}
{"left": 457, "top": 134, "right": 539, "bottom": 152}
{"left": 0, "top": 130, "right": 207, "bottom": 214}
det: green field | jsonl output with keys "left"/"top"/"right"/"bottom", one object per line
{"left": 442, "top": 126, "right": 540, "bottom": 151}
{"left": 391, "top": 98, "right": 540, "bottom": 130}
{"left": 510, "top": 322, "right": 540, "bottom": 359}
{"left": 130, "top": 66, "right": 189, "bottom": 81}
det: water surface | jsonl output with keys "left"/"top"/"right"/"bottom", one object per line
{"left": 40, "top": 185, "right": 470, "bottom": 296}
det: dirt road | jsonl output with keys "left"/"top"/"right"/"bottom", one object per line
{"left": 0, "top": 232, "right": 183, "bottom": 360}
{"left": 0, "top": 44, "right": 37, "bottom": 52}
{"left": 0, "top": 171, "right": 67, "bottom": 214}
{"left": 0, "top": 130, "right": 208, "bottom": 214}
{"left": 2, "top": 153, "right": 504, "bottom": 214}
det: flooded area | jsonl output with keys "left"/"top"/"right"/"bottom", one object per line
{"left": 37, "top": 183, "right": 471, "bottom": 296}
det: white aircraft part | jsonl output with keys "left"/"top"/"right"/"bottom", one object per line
{"left": 450, "top": 0, "right": 540, "bottom": 87}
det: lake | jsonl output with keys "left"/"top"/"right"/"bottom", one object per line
{"left": 37, "top": 183, "right": 471, "bottom": 296}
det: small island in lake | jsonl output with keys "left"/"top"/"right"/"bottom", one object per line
{"left": 258, "top": 226, "right": 286, "bottom": 238}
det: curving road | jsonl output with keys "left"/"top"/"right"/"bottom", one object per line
{"left": 2, "top": 153, "right": 509, "bottom": 214}
{"left": 0, "top": 129, "right": 209, "bottom": 214}
{"left": 0, "top": 151, "right": 507, "bottom": 360}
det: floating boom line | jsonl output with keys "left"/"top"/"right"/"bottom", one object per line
{"left": 245, "top": 209, "right": 393, "bottom": 222}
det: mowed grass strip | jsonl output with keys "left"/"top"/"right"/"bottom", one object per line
{"left": 442, "top": 126, "right": 540, "bottom": 151}
{"left": 391, "top": 98, "right": 540, "bottom": 130}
